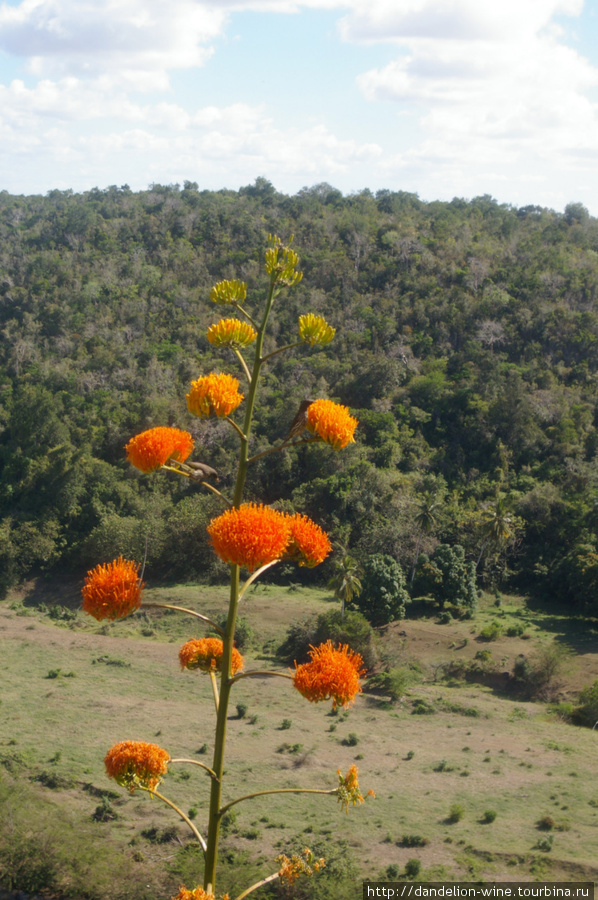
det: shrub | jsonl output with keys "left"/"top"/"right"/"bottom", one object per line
{"left": 412, "top": 699, "right": 435, "bottom": 715}
{"left": 217, "top": 614, "right": 254, "bottom": 650}
{"left": 386, "top": 864, "right": 400, "bottom": 879}
{"left": 342, "top": 733, "right": 359, "bottom": 747}
{"left": 536, "top": 834, "right": 554, "bottom": 852}
{"left": 574, "top": 679, "right": 598, "bottom": 727}
{"left": 481, "top": 810, "right": 497, "bottom": 823}
{"left": 92, "top": 795, "right": 118, "bottom": 822}
{"left": 399, "top": 834, "right": 429, "bottom": 847}
{"left": 280, "top": 719, "right": 292, "bottom": 730}
{"left": 414, "top": 544, "right": 477, "bottom": 611}
{"left": 512, "top": 646, "right": 568, "bottom": 700}
{"left": 479, "top": 621, "right": 503, "bottom": 641}
{"left": 279, "top": 608, "right": 378, "bottom": 669}
{"left": 365, "top": 666, "right": 414, "bottom": 701}
{"left": 448, "top": 803, "right": 465, "bottom": 823}
{"left": 405, "top": 859, "right": 422, "bottom": 878}
{"left": 236, "top": 703, "right": 248, "bottom": 719}
{"left": 355, "top": 554, "right": 409, "bottom": 625}
{"left": 537, "top": 815, "right": 555, "bottom": 830}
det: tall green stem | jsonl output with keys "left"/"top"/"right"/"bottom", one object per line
{"left": 204, "top": 275, "right": 278, "bottom": 894}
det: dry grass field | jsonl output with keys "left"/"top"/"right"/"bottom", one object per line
{"left": 1, "top": 581, "right": 597, "bottom": 897}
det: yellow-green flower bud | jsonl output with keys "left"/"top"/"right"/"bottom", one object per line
{"left": 206, "top": 318, "right": 257, "bottom": 348}
{"left": 210, "top": 279, "right": 247, "bottom": 305}
{"left": 265, "top": 234, "right": 303, "bottom": 286}
{"left": 298, "top": 314, "right": 336, "bottom": 347}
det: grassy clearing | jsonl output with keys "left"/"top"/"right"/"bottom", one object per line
{"left": 1, "top": 584, "right": 598, "bottom": 895}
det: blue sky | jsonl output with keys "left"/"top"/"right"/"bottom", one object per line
{"left": 0, "top": 0, "right": 597, "bottom": 213}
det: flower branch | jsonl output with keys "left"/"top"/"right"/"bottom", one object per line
{"left": 141, "top": 603, "right": 225, "bottom": 636}
{"left": 144, "top": 787, "right": 208, "bottom": 853}
{"left": 170, "top": 759, "right": 219, "bottom": 782}
{"left": 219, "top": 787, "right": 336, "bottom": 817}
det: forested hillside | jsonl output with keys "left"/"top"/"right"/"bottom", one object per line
{"left": 1, "top": 180, "right": 597, "bottom": 615}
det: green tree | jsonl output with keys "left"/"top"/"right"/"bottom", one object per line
{"left": 414, "top": 544, "right": 477, "bottom": 611}
{"left": 327, "top": 553, "right": 363, "bottom": 620}
{"left": 355, "top": 554, "right": 409, "bottom": 626}
{"left": 410, "top": 491, "right": 441, "bottom": 583}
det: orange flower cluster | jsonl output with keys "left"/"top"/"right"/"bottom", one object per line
{"left": 207, "top": 318, "right": 257, "bottom": 348}
{"left": 207, "top": 504, "right": 331, "bottom": 572}
{"left": 82, "top": 557, "right": 143, "bottom": 621}
{"left": 105, "top": 740, "right": 170, "bottom": 793}
{"left": 293, "top": 641, "right": 364, "bottom": 709}
{"left": 286, "top": 514, "right": 332, "bottom": 568}
{"left": 187, "top": 373, "right": 244, "bottom": 419}
{"left": 336, "top": 764, "right": 375, "bottom": 814}
{"left": 208, "top": 504, "right": 289, "bottom": 571}
{"left": 276, "top": 848, "right": 326, "bottom": 885}
{"left": 179, "top": 638, "right": 244, "bottom": 675}
{"left": 170, "top": 887, "right": 229, "bottom": 900}
{"left": 125, "top": 426, "right": 194, "bottom": 473}
{"left": 306, "top": 399, "right": 357, "bottom": 450}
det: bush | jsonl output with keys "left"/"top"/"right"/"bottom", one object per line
{"left": 411, "top": 699, "right": 435, "bottom": 715}
{"left": 405, "top": 858, "right": 422, "bottom": 878}
{"left": 536, "top": 834, "right": 554, "bottom": 852}
{"left": 399, "top": 834, "right": 429, "bottom": 847}
{"left": 217, "top": 615, "right": 254, "bottom": 651}
{"left": 481, "top": 810, "right": 497, "bottom": 824}
{"left": 512, "top": 646, "right": 567, "bottom": 700}
{"left": 342, "top": 733, "right": 359, "bottom": 747}
{"left": 364, "top": 666, "right": 414, "bottom": 701}
{"left": 479, "top": 621, "right": 503, "bottom": 641}
{"left": 448, "top": 803, "right": 465, "bottom": 823}
{"left": 574, "top": 679, "right": 598, "bottom": 727}
{"left": 355, "top": 554, "right": 409, "bottom": 626}
{"left": 414, "top": 544, "right": 477, "bottom": 611}
{"left": 279, "top": 609, "right": 378, "bottom": 669}
{"left": 236, "top": 703, "right": 248, "bottom": 719}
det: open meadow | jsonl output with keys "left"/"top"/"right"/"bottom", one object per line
{"left": 1, "top": 582, "right": 597, "bottom": 898}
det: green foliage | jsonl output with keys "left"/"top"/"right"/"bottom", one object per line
{"left": 448, "top": 803, "right": 465, "bottom": 823}
{"left": 399, "top": 834, "right": 429, "bottom": 847}
{"left": 404, "top": 858, "right": 422, "bottom": 878}
{"left": 279, "top": 608, "right": 378, "bottom": 669}
{"left": 365, "top": 666, "right": 414, "bottom": 701}
{"left": 0, "top": 185, "right": 597, "bottom": 622}
{"left": 511, "top": 646, "right": 568, "bottom": 700}
{"left": 479, "top": 621, "right": 503, "bottom": 641}
{"left": 574, "top": 679, "right": 598, "bottom": 727}
{"left": 414, "top": 545, "right": 477, "bottom": 611}
{"left": 481, "top": 810, "right": 497, "bottom": 824}
{"left": 355, "top": 554, "right": 409, "bottom": 626}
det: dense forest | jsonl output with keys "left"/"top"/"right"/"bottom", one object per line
{"left": 1, "top": 179, "right": 597, "bottom": 617}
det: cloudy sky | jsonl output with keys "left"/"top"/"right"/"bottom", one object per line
{"left": 0, "top": 0, "right": 597, "bottom": 212}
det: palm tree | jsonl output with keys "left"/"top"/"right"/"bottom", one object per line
{"left": 476, "top": 496, "right": 515, "bottom": 570}
{"left": 328, "top": 554, "right": 363, "bottom": 620}
{"left": 410, "top": 491, "right": 440, "bottom": 584}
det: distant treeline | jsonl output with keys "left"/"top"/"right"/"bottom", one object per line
{"left": 0, "top": 180, "right": 597, "bottom": 615}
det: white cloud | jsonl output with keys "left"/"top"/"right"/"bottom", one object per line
{"left": 338, "top": 0, "right": 598, "bottom": 209}
{"left": 339, "top": 0, "right": 584, "bottom": 43}
{"left": 0, "top": 0, "right": 225, "bottom": 86}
